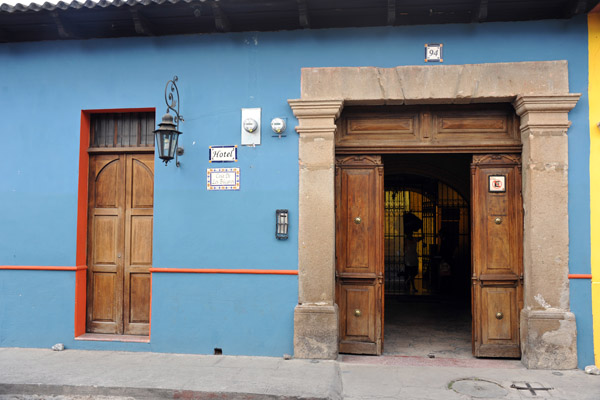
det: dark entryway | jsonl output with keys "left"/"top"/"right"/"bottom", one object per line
{"left": 382, "top": 154, "right": 472, "bottom": 357}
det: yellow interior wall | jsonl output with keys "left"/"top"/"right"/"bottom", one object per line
{"left": 589, "top": 12, "right": 600, "bottom": 367}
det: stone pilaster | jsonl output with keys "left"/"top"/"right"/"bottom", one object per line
{"left": 288, "top": 99, "right": 343, "bottom": 359}
{"left": 513, "top": 94, "right": 580, "bottom": 369}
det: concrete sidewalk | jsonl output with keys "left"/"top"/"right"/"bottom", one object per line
{"left": 0, "top": 348, "right": 599, "bottom": 400}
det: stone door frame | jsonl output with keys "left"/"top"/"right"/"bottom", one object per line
{"left": 289, "top": 61, "right": 580, "bottom": 369}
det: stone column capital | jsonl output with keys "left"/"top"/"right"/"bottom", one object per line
{"left": 513, "top": 94, "right": 580, "bottom": 133}
{"left": 288, "top": 99, "right": 344, "bottom": 136}
{"left": 288, "top": 99, "right": 344, "bottom": 119}
{"left": 513, "top": 94, "right": 581, "bottom": 116}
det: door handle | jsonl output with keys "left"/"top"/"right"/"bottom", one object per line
{"left": 496, "top": 312, "right": 504, "bottom": 320}
{"left": 354, "top": 309, "right": 362, "bottom": 317}
{"left": 354, "top": 217, "right": 362, "bottom": 225}
{"left": 494, "top": 217, "right": 502, "bottom": 225}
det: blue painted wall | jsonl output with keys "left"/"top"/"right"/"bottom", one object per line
{"left": 0, "top": 17, "right": 592, "bottom": 362}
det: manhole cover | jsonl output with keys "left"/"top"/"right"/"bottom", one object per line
{"left": 450, "top": 378, "right": 508, "bottom": 398}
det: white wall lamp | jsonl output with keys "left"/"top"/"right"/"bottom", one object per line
{"left": 276, "top": 209, "right": 289, "bottom": 240}
{"left": 154, "top": 76, "right": 184, "bottom": 167}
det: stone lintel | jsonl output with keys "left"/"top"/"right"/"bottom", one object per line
{"left": 294, "top": 304, "right": 339, "bottom": 359}
{"left": 300, "top": 62, "right": 570, "bottom": 102}
{"left": 521, "top": 309, "right": 577, "bottom": 369}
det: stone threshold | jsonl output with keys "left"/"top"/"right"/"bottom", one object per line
{"left": 339, "top": 354, "right": 523, "bottom": 369}
{"left": 74, "top": 333, "right": 150, "bottom": 343}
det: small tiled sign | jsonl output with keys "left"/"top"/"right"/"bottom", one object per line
{"left": 209, "top": 145, "right": 238, "bottom": 163}
{"left": 489, "top": 175, "right": 506, "bottom": 192}
{"left": 425, "top": 43, "right": 443, "bottom": 62}
{"left": 207, "top": 168, "right": 240, "bottom": 191}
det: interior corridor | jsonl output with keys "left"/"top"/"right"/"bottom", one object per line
{"left": 382, "top": 154, "right": 472, "bottom": 359}
{"left": 383, "top": 297, "right": 472, "bottom": 358}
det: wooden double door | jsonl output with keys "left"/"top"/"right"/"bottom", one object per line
{"left": 335, "top": 154, "right": 523, "bottom": 357}
{"left": 86, "top": 152, "right": 154, "bottom": 335}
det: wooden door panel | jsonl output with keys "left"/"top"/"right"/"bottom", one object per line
{"left": 481, "top": 287, "right": 515, "bottom": 341}
{"left": 338, "top": 282, "right": 378, "bottom": 354}
{"left": 94, "top": 160, "right": 120, "bottom": 208}
{"left": 341, "top": 283, "right": 375, "bottom": 339}
{"left": 123, "top": 153, "right": 153, "bottom": 335}
{"left": 346, "top": 170, "right": 373, "bottom": 270}
{"left": 128, "top": 273, "right": 151, "bottom": 323}
{"left": 126, "top": 271, "right": 151, "bottom": 335}
{"left": 87, "top": 154, "right": 124, "bottom": 334}
{"left": 336, "top": 155, "right": 383, "bottom": 355}
{"left": 486, "top": 220, "right": 510, "bottom": 271}
{"left": 131, "top": 159, "right": 154, "bottom": 208}
{"left": 129, "top": 215, "right": 153, "bottom": 265}
{"left": 471, "top": 154, "right": 523, "bottom": 358}
{"left": 92, "top": 216, "right": 119, "bottom": 265}
{"left": 91, "top": 273, "right": 117, "bottom": 322}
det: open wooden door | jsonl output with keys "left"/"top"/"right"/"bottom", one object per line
{"left": 471, "top": 154, "right": 523, "bottom": 358}
{"left": 335, "top": 155, "right": 384, "bottom": 355}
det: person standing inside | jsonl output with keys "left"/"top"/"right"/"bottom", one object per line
{"left": 404, "top": 230, "right": 421, "bottom": 293}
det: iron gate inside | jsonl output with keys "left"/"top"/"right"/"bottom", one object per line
{"left": 384, "top": 175, "right": 470, "bottom": 297}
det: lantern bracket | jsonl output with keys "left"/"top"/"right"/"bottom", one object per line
{"left": 155, "top": 76, "right": 185, "bottom": 167}
{"left": 165, "top": 76, "right": 184, "bottom": 126}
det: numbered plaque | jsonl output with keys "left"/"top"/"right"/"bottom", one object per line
{"left": 425, "top": 43, "right": 443, "bottom": 63}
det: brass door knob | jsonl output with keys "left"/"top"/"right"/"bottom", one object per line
{"left": 494, "top": 217, "right": 502, "bottom": 225}
{"left": 354, "top": 217, "right": 362, "bottom": 224}
{"left": 496, "top": 312, "right": 504, "bottom": 320}
{"left": 354, "top": 309, "right": 361, "bottom": 317}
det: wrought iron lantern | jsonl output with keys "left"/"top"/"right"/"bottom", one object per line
{"left": 155, "top": 76, "right": 184, "bottom": 166}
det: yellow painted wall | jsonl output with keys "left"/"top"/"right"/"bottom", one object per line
{"left": 590, "top": 12, "right": 600, "bottom": 367}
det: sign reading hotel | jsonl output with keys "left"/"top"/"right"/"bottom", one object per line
{"left": 207, "top": 168, "right": 240, "bottom": 191}
{"left": 209, "top": 145, "right": 238, "bottom": 163}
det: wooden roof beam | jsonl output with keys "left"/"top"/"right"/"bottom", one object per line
{"left": 387, "top": 0, "right": 396, "bottom": 25}
{"left": 50, "top": 11, "right": 77, "bottom": 39}
{"left": 211, "top": 0, "right": 231, "bottom": 32}
{"left": 473, "top": 0, "right": 488, "bottom": 22}
{"left": 297, "top": 0, "right": 310, "bottom": 29}
{"left": 130, "top": 8, "right": 155, "bottom": 36}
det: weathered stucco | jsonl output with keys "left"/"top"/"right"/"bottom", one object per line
{"left": 289, "top": 61, "right": 580, "bottom": 369}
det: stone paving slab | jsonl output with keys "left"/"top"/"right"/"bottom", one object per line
{"left": 339, "top": 360, "right": 600, "bottom": 400}
{"left": 1, "top": 348, "right": 600, "bottom": 400}
{"left": 0, "top": 349, "right": 338, "bottom": 399}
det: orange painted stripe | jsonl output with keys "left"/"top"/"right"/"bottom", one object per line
{"left": 150, "top": 268, "right": 298, "bottom": 275}
{"left": 568, "top": 274, "right": 593, "bottom": 279}
{"left": 0, "top": 265, "right": 87, "bottom": 271}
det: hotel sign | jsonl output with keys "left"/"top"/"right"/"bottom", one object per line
{"left": 209, "top": 145, "right": 238, "bottom": 163}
